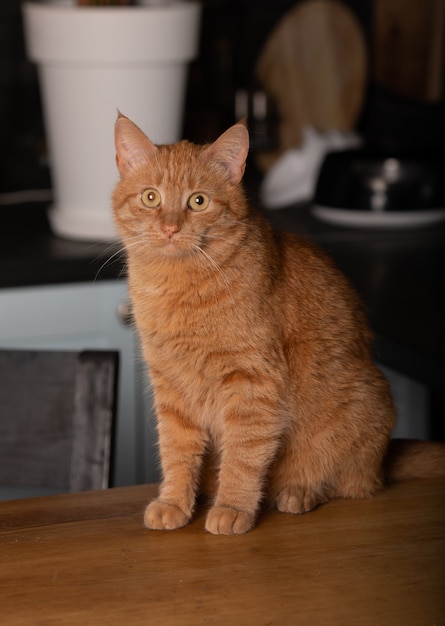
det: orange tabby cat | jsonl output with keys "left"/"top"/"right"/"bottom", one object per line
{"left": 113, "top": 113, "right": 444, "bottom": 535}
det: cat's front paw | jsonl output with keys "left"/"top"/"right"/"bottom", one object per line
{"left": 205, "top": 505, "right": 255, "bottom": 535}
{"left": 144, "top": 500, "right": 190, "bottom": 531}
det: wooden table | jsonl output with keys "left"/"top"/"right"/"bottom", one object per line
{"left": 1, "top": 479, "right": 444, "bottom": 625}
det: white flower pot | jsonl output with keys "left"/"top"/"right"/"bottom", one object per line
{"left": 22, "top": 1, "right": 201, "bottom": 240}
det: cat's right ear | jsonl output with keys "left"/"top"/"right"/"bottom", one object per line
{"left": 114, "top": 112, "right": 159, "bottom": 177}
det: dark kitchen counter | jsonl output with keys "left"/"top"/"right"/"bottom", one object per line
{"left": 2, "top": 201, "right": 444, "bottom": 393}
{"left": 0, "top": 204, "right": 123, "bottom": 288}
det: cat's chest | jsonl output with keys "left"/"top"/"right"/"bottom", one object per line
{"left": 132, "top": 285, "right": 232, "bottom": 353}
{"left": 129, "top": 259, "right": 276, "bottom": 367}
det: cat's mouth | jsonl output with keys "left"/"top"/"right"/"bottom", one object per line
{"left": 155, "top": 233, "right": 194, "bottom": 258}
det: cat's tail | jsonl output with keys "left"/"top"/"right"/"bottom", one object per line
{"left": 383, "top": 439, "right": 445, "bottom": 483}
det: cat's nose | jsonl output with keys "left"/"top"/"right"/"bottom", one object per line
{"left": 162, "top": 223, "right": 180, "bottom": 240}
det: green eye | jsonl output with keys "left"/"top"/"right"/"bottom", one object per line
{"left": 188, "top": 192, "right": 210, "bottom": 212}
{"left": 141, "top": 188, "right": 161, "bottom": 208}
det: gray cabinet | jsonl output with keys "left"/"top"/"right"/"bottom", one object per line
{"left": 0, "top": 280, "right": 159, "bottom": 487}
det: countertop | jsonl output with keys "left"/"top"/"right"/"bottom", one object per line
{"left": 2, "top": 201, "right": 444, "bottom": 393}
{"left": 2, "top": 479, "right": 444, "bottom": 625}
{"left": 0, "top": 204, "right": 123, "bottom": 289}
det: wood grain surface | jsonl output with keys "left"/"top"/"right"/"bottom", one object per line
{"left": 1, "top": 479, "right": 444, "bottom": 625}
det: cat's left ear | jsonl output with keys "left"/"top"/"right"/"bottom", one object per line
{"left": 114, "top": 112, "right": 159, "bottom": 177}
{"left": 204, "top": 122, "right": 249, "bottom": 184}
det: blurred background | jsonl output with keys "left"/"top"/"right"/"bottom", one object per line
{"left": 1, "top": 0, "right": 444, "bottom": 196}
{"left": 0, "top": 1, "right": 444, "bottom": 490}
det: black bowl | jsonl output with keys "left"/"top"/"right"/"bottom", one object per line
{"left": 312, "top": 149, "right": 445, "bottom": 228}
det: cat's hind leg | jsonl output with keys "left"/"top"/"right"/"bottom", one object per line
{"left": 268, "top": 436, "right": 335, "bottom": 515}
{"left": 275, "top": 484, "right": 330, "bottom": 515}
{"left": 269, "top": 430, "right": 386, "bottom": 515}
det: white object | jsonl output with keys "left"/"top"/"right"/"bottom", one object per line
{"left": 312, "top": 205, "right": 445, "bottom": 229}
{"left": 377, "top": 364, "right": 430, "bottom": 440}
{"left": 22, "top": 1, "right": 201, "bottom": 241}
{"left": 261, "top": 127, "right": 361, "bottom": 209}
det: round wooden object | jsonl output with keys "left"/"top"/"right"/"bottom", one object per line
{"left": 255, "top": 0, "right": 367, "bottom": 170}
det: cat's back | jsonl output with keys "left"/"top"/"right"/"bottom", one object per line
{"left": 270, "top": 227, "right": 372, "bottom": 345}
{"left": 277, "top": 229, "right": 352, "bottom": 296}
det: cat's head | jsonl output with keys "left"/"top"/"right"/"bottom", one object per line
{"left": 113, "top": 113, "right": 249, "bottom": 260}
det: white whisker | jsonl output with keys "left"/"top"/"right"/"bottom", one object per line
{"left": 192, "top": 244, "right": 235, "bottom": 308}
{"left": 93, "top": 246, "right": 125, "bottom": 282}
{"left": 92, "top": 236, "right": 142, "bottom": 282}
